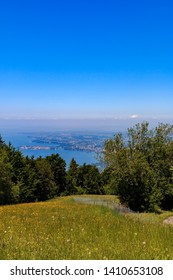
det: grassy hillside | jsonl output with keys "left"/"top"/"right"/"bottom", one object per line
{"left": 0, "top": 195, "right": 173, "bottom": 260}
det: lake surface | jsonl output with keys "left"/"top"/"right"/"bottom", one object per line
{"left": 1, "top": 131, "right": 101, "bottom": 168}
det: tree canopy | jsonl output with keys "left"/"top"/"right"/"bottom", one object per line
{"left": 103, "top": 122, "right": 173, "bottom": 212}
{"left": 0, "top": 135, "right": 103, "bottom": 205}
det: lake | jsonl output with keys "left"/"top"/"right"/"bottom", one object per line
{"left": 1, "top": 131, "right": 102, "bottom": 168}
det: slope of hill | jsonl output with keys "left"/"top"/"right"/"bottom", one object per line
{"left": 1, "top": 195, "right": 173, "bottom": 260}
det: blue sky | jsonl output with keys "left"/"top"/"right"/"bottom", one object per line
{"left": 0, "top": 0, "right": 173, "bottom": 128}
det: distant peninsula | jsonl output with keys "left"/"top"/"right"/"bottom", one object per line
{"left": 19, "top": 132, "right": 112, "bottom": 153}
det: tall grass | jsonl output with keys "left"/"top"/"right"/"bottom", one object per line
{"left": 0, "top": 196, "right": 173, "bottom": 260}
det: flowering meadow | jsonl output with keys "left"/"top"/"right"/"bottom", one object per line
{"left": 0, "top": 196, "right": 173, "bottom": 260}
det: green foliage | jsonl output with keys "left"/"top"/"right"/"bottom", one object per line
{"left": 7, "top": 145, "right": 25, "bottom": 184}
{"left": 65, "top": 158, "right": 79, "bottom": 195}
{"left": 65, "top": 159, "right": 104, "bottom": 196}
{"left": 101, "top": 166, "right": 115, "bottom": 194}
{"left": 34, "top": 157, "right": 57, "bottom": 201}
{"left": 103, "top": 122, "right": 173, "bottom": 212}
{"left": 46, "top": 154, "right": 67, "bottom": 195}
{"left": 10, "top": 183, "right": 20, "bottom": 204}
{"left": 76, "top": 164, "right": 104, "bottom": 194}
{"left": 0, "top": 151, "right": 13, "bottom": 205}
{"left": 19, "top": 157, "right": 38, "bottom": 202}
{"left": 0, "top": 134, "right": 104, "bottom": 205}
{"left": 0, "top": 134, "right": 68, "bottom": 205}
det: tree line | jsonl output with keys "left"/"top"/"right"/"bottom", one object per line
{"left": 1, "top": 121, "right": 173, "bottom": 212}
{"left": 0, "top": 135, "right": 104, "bottom": 205}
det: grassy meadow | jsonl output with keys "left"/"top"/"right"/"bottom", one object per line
{"left": 0, "top": 195, "right": 173, "bottom": 260}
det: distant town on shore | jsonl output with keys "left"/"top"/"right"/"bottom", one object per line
{"left": 20, "top": 132, "right": 113, "bottom": 153}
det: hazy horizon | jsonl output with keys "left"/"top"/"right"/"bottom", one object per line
{"left": 1, "top": 118, "right": 173, "bottom": 134}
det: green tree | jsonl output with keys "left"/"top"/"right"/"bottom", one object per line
{"left": 103, "top": 122, "right": 173, "bottom": 212}
{"left": 65, "top": 158, "right": 79, "bottom": 195}
{"left": 76, "top": 164, "right": 103, "bottom": 194}
{"left": 0, "top": 148, "right": 13, "bottom": 205}
{"left": 7, "top": 145, "right": 25, "bottom": 184}
{"left": 101, "top": 166, "right": 114, "bottom": 194}
{"left": 34, "top": 157, "right": 57, "bottom": 201}
{"left": 46, "top": 154, "right": 67, "bottom": 195}
{"left": 0, "top": 134, "right": 5, "bottom": 147}
{"left": 19, "top": 156, "right": 39, "bottom": 203}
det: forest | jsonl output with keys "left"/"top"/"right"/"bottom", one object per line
{"left": 0, "top": 121, "right": 173, "bottom": 213}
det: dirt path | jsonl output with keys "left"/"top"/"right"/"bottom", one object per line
{"left": 163, "top": 216, "right": 173, "bottom": 225}
{"left": 73, "top": 196, "right": 134, "bottom": 214}
{"left": 73, "top": 196, "right": 173, "bottom": 225}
